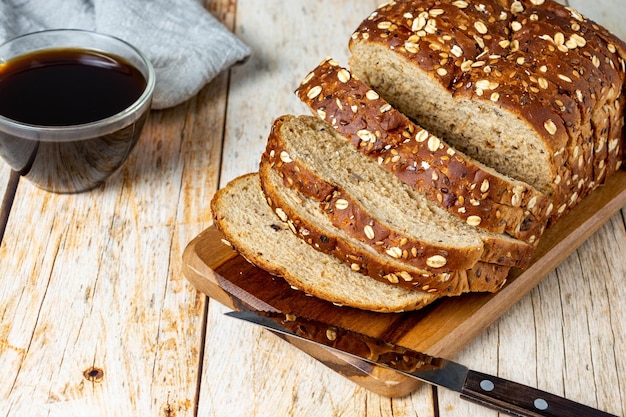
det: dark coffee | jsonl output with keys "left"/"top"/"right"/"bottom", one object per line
{"left": 0, "top": 48, "right": 146, "bottom": 125}
{"left": 0, "top": 48, "right": 149, "bottom": 193}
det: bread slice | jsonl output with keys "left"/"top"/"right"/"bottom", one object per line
{"left": 348, "top": 0, "right": 626, "bottom": 221}
{"left": 260, "top": 154, "right": 510, "bottom": 295}
{"left": 265, "top": 115, "right": 535, "bottom": 271}
{"left": 296, "top": 57, "right": 551, "bottom": 244}
{"left": 211, "top": 173, "right": 439, "bottom": 313}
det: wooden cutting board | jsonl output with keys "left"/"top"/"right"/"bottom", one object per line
{"left": 182, "top": 170, "right": 626, "bottom": 398}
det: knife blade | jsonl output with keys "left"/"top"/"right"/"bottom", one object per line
{"left": 225, "top": 310, "right": 618, "bottom": 417}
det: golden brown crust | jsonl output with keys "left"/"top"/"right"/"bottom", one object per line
{"left": 296, "top": 58, "right": 551, "bottom": 244}
{"left": 264, "top": 115, "right": 533, "bottom": 270}
{"left": 348, "top": 0, "right": 626, "bottom": 221}
{"left": 259, "top": 152, "right": 510, "bottom": 294}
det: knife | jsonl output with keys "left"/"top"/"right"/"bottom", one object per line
{"left": 225, "top": 310, "right": 618, "bottom": 417}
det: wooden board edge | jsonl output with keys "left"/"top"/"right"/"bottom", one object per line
{"left": 182, "top": 227, "right": 239, "bottom": 310}
{"left": 182, "top": 226, "right": 422, "bottom": 397}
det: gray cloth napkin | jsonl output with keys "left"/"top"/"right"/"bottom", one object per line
{"left": 0, "top": 0, "right": 251, "bottom": 109}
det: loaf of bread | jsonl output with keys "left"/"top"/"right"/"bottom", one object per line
{"left": 260, "top": 143, "right": 510, "bottom": 295}
{"left": 209, "top": 0, "right": 626, "bottom": 313}
{"left": 211, "top": 173, "right": 440, "bottom": 312}
{"left": 296, "top": 58, "right": 551, "bottom": 244}
{"left": 348, "top": 0, "right": 626, "bottom": 221}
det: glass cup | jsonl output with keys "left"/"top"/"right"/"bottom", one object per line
{"left": 0, "top": 29, "right": 155, "bottom": 193}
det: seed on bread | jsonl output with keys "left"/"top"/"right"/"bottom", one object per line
{"left": 275, "top": 207, "right": 288, "bottom": 222}
{"left": 473, "top": 21, "right": 488, "bottom": 35}
{"left": 398, "top": 271, "right": 413, "bottom": 282}
{"left": 307, "top": 85, "right": 322, "bottom": 99}
{"left": 334, "top": 199, "right": 349, "bottom": 210}
{"left": 326, "top": 328, "right": 338, "bottom": 341}
{"left": 366, "top": 90, "right": 380, "bottom": 100}
{"left": 337, "top": 68, "right": 351, "bottom": 83}
{"left": 386, "top": 247, "right": 403, "bottom": 259}
{"left": 296, "top": 59, "right": 552, "bottom": 245}
{"left": 415, "top": 130, "right": 429, "bottom": 142}
{"left": 426, "top": 255, "right": 447, "bottom": 268}
{"left": 279, "top": 150, "right": 293, "bottom": 163}
{"left": 467, "top": 216, "right": 482, "bottom": 227}
{"left": 427, "top": 136, "right": 441, "bottom": 152}
{"left": 480, "top": 179, "right": 490, "bottom": 193}
{"left": 385, "top": 273, "right": 400, "bottom": 283}
{"left": 346, "top": 0, "right": 625, "bottom": 225}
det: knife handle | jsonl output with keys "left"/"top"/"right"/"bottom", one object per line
{"left": 460, "top": 370, "right": 618, "bottom": 417}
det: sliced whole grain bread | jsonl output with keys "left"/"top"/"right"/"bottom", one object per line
{"left": 209, "top": 1, "right": 626, "bottom": 315}
{"left": 260, "top": 154, "right": 510, "bottom": 295}
{"left": 211, "top": 173, "right": 440, "bottom": 313}
{"left": 348, "top": 0, "right": 626, "bottom": 222}
{"left": 265, "top": 115, "right": 535, "bottom": 271}
{"left": 296, "top": 57, "right": 551, "bottom": 245}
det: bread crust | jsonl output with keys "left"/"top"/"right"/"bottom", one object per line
{"left": 265, "top": 115, "right": 535, "bottom": 270}
{"left": 296, "top": 58, "right": 551, "bottom": 244}
{"left": 347, "top": 0, "right": 626, "bottom": 221}
{"left": 260, "top": 153, "right": 510, "bottom": 294}
{"left": 208, "top": 1, "right": 626, "bottom": 314}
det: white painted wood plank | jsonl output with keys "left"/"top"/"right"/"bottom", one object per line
{"left": 0, "top": 164, "right": 15, "bottom": 240}
{"left": 0, "top": 110, "right": 204, "bottom": 417}
{"left": 219, "top": 0, "right": 382, "bottom": 185}
{"left": 199, "top": 1, "right": 438, "bottom": 417}
{"left": 0, "top": 1, "right": 234, "bottom": 415}
{"left": 0, "top": 165, "right": 10, "bottom": 204}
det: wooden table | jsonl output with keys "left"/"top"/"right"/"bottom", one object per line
{"left": 1, "top": 1, "right": 624, "bottom": 416}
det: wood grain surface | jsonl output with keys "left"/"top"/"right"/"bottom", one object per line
{"left": 0, "top": 1, "right": 624, "bottom": 417}
{"left": 0, "top": 1, "right": 231, "bottom": 415}
{"left": 183, "top": 170, "right": 626, "bottom": 398}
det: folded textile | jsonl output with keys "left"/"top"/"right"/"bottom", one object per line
{"left": 0, "top": 0, "right": 251, "bottom": 109}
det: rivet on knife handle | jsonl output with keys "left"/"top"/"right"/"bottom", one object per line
{"left": 461, "top": 370, "right": 617, "bottom": 417}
